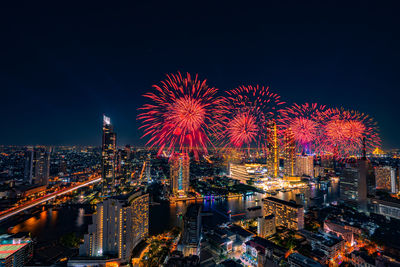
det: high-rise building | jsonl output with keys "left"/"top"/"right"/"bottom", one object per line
{"left": 24, "top": 146, "right": 50, "bottom": 185}
{"left": 266, "top": 121, "right": 279, "bottom": 178}
{"left": 180, "top": 204, "right": 202, "bottom": 256}
{"left": 170, "top": 153, "right": 190, "bottom": 196}
{"left": 101, "top": 115, "right": 117, "bottom": 196}
{"left": 257, "top": 214, "right": 276, "bottom": 238}
{"left": 262, "top": 197, "right": 304, "bottom": 230}
{"left": 145, "top": 153, "right": 151, "bottom": 183}
{"left": 79, "top": 191, "right": 149, "bottom": 263}
{"left": 340, "top": 164, "right": 367, "bottom": 208}
{"left": 0, "top": 234, "right": 33, "bottom": 267}
{"left": 295, "top": 155, "right": 314, "bottom": 177}
{"left": 23, "top": 147, "right": 34, "bottom": 184}
{"left": 375, "top": 166, "right": 397, "bottom": 193}
{"left": 283, "top": 130, "right": 296, "bottom": 177}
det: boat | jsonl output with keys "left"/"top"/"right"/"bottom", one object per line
{"left": 269, "top": 191, "right": 278, "bottom": 196}
{"left": 309, "top": 196, "right": 322, "bottom": 200}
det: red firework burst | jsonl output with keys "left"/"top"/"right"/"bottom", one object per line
{"left": 278, "top": 103, "right": 328, "bottom": 154}
{"left": 138, "top": 72, "right": 221, "bottom": 157}
{"left": 324, "top": 108, "right": 380, "bottom": 158}
{"left": 216, "top": 85, "right": 284, "bottom": 149}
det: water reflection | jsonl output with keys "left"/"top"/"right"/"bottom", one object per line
{"left": 6, "top": 181, "right": 339, "bottom": 240}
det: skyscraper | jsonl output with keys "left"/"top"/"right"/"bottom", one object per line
{"left": 375, "top": 166, "right": 397, "bottom": 193}
{"left": 23, "top": 147, "right": 34, "bottom": 184}
{"left": 283, "top": 130, "right": 296, "bottom": 177}
{"left": 340, "top": 164, "right": 367, "bottom": 209}
{"left": 170, "top": 153, "right": 190, "bottom": 197}
{"left": 267, "top": 121, "right": 279, "bottom": 178}
{"left": 101, "top": 115, "right": 116, "bottom": 196}
{"left": 180, "top": 204, "right": 202, "bottom": 256}
{"left": 295, "top": 155, "right": 314, "bottom": 177}
{"left": 24, "top": 146, "right": 50, "bottom": 185}
{"left": 79, "top": 191, "right": 149, "bottom": 263}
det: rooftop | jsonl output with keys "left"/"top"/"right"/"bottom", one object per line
{"left": 263, "top": 197, "right": 303, "bottom": 208}
{"left": 288, "top": 253, "right": 323, "bottom": 267}
{"left": 0, "top": 243, "right": 28, "bottom": 259}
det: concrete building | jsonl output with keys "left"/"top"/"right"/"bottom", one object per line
{"left": 323, "top": 220, "right": 356, "bottom": 245}
{"left": 257, "top": 214, "right": 276, "bottom": 238}
{"left": 299, "top": 230, "right": 345, "bottom": 265}
{"left": 180, "top": 204, "right": 202, "bottom": 256}
{"left": 101, "top": 115, "right": 117, "bottom": 196}
{"left": 287, "top": 253, "right": 323, "bottom": 267}
{"left": 242, "top": 236, "right": 287, "bottom": 267}
{"left": 295, "top": 155, "right": 313, "bottom": 177}
{"left": 170, "top": 153, "right": 190, "bottom": 196}
{"left": 340, "top": 163, "right": 367, "bottom": 209}
{"left": 79, "top": 191, "right": 149, "bottom": 264}
{"left": 375, "top": 166, "right": 397, "bottom": 193}
{"left": 267, "top": 121, "right": 279, "bottom": 178}
{"left": 0, "top": 233, "right": 33, "bottom": 267}
{"left": 283, "top": 130, "right": 296, "bottom": 178}
{"left": 371, "top": 198, "right": 400, "bottom": 220}
{"left": 262, "top": 197, "right": 304, "bottom": 230}
{"left": 228, "top": 163, "right": 268, "bottom": 183}
{"left": 24, "top": 146, "right": 50, "bottom": 185}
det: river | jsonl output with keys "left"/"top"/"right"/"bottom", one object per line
{"left": 4, "top": 180, "right": 339, "bottom": 243}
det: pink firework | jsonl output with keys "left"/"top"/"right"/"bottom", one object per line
{"left": 278, "top": 103, "right": 328, "bottom": 154}
{"left": 216, "top": 85, "right": 285, "bottom": 149}
{"left": 138, "top": 72, "right": 222, "bottom": 157}
{"left": 324, "top": 108, "right": 380, "bottom": 158}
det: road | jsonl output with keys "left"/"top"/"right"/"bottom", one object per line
{"left": 0, "top": 176, "right": 101, "bottom": 222}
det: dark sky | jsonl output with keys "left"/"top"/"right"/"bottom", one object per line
{"left": 1, "top": 1, "right": 399, "bottom": 148}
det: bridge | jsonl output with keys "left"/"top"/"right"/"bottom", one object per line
{"left": 0, "top": 176, "right": 101, "bottom": 222}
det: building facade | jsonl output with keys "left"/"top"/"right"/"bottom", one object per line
{"left": 79, "top": 191, "right": 149, "bottom": 263}
{"left": 180, "top": 204, "right": 202, "bottom": 256}
{"left": 101, "top": 115, "right": 117, "bottom": 196}
{"left": 283, "top": 130, "right": 296, "bottom": 178}
{"left": 375, "top": 166, "right": 396, "bottom": 193}
{"left": 267, "top": 121, "right": 279, "bottom": 178}
{"left": 170, "top": 153, "right": 190, "bottom": 196}
{"left": 262, "top": 197, "right": 304, "bottom": 230}
{"left": 340, "top": 160, "right": 367, "bottom": 208}
{"left": 257, "top": 214, "right": 276, "bottom": 238}
{"left": 24, "top": 146, "right": 50, "bottom": 185}
{"left": 295, "top": 155, "right": 314, "bottom": 177}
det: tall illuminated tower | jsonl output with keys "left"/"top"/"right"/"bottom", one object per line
{"left": 24, "top": 146, "right": 50, "bottom": 185}
{"left": 267, "top": 121, "right": 279, "bottom": 178}
{"left": 79, "top": 191, "right": 149, "bottom": 263}
{"left": 101, "top": 115, "right": 116, "bottom": 196}
{"left": 283, "top": 130, "right": 296, "bottom": 177}
{"left": 170, "top": 153, "right": 190, "bottom": 196}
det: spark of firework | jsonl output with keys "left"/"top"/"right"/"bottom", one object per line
{"left": 216, "top": 85, "right": 284, "bottom": 150}
{"left": 324, "top": 108, "right": 380, "bottom": 158}
{"left": 278, "top": 103, "right": 328, "bottom": 154}
{"left": 138, "top": 72, "right": 221, "bottom": 157}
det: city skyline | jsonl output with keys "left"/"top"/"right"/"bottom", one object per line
{"left": 1, "top": 2, "right": 400, "bottom": 148}
{"left": 2, "top": 2, "right": 400, "bottom": 266}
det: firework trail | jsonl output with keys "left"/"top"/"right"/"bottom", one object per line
{"left": 324, "top": 108, "right": 381, "bottom": 158}
{"left": 216, "top": 85, "right": 284, "bottom": 150}
{"left": 138, "top": 72, "right": 222, "bottom": 158}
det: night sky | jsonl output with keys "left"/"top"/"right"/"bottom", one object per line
{"left": 1, "top": 1, "right": 400, "bottom": 148}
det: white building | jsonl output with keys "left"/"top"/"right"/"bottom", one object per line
{"left": 295, "top": 155, "right": 314, "bottom": 177}
{"left": 78, "top": 191, "right": 149, "bottom": 264}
